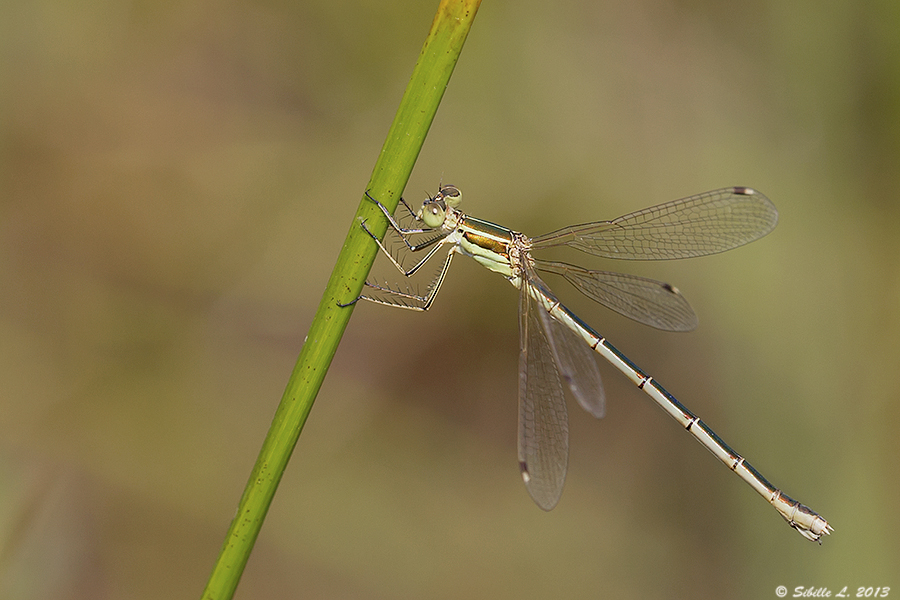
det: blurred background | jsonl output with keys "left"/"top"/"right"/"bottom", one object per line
{"left": 2, "top": 0, "right": 898, "bottom": 598}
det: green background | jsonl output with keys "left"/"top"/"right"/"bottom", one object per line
{"left": 2, "top": 0, "right": 897, "bottom": 598}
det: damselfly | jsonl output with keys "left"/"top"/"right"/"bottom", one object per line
{"left": 344, "top": 184, "right": 831, "bottom": 542}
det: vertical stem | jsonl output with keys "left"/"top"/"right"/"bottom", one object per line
{"left": 200, "top": 1, "right": 481, "bottom": 598}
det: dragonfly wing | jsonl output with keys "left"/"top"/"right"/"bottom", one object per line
{"left": 535, "top": 260, "right": 698, "bottom": 332}
{"left": 531, "top": 187, "right": 778, "bottom": 260}
{"left": 518, "top": 279, "right": 569, "bottom": 510}
{"left": 526, "top": 267, "right": 606, "bottom": 418}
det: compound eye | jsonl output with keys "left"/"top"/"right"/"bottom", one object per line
{"left": 421, "top": 202, "right": 445, "bottom": 228}
{"left": 440, "top": 185, "right": 462, "bottom": 208}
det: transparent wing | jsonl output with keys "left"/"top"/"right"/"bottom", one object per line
{"left": 518, "top": 278, "right": 569, "bottom": 511}
{"left": 517, "top": 267, "right": 608, "bottom": 510}
{"left": 535, "top": 260, "right": 698, "bottom": 332}
{"left": 538, "top": 303, "right": 606, "bottom": 419}
{"left": 526, "top": 265, "right": 606, "bottom": 418}
{"left": 531, "top": 187, "right": 778, "bottom": 260}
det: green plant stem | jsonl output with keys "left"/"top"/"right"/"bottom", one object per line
{"left": 200, "top": 1, "right": 481, "bottom": 598}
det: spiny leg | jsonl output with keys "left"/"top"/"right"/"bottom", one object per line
{"left": 342, "top": 191, "right": 459, "bottom": 310}
{"left": 359, "top": 191, "right": 450, "bottom": 272}
{"left": 363, "top": 191, "right": 431, "bottom": 236}
{"left": 360, "top": 218, "right": 449, "bottom": 277}
{"left": 358, "top": 247, "right": 457, "bottom": 311}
